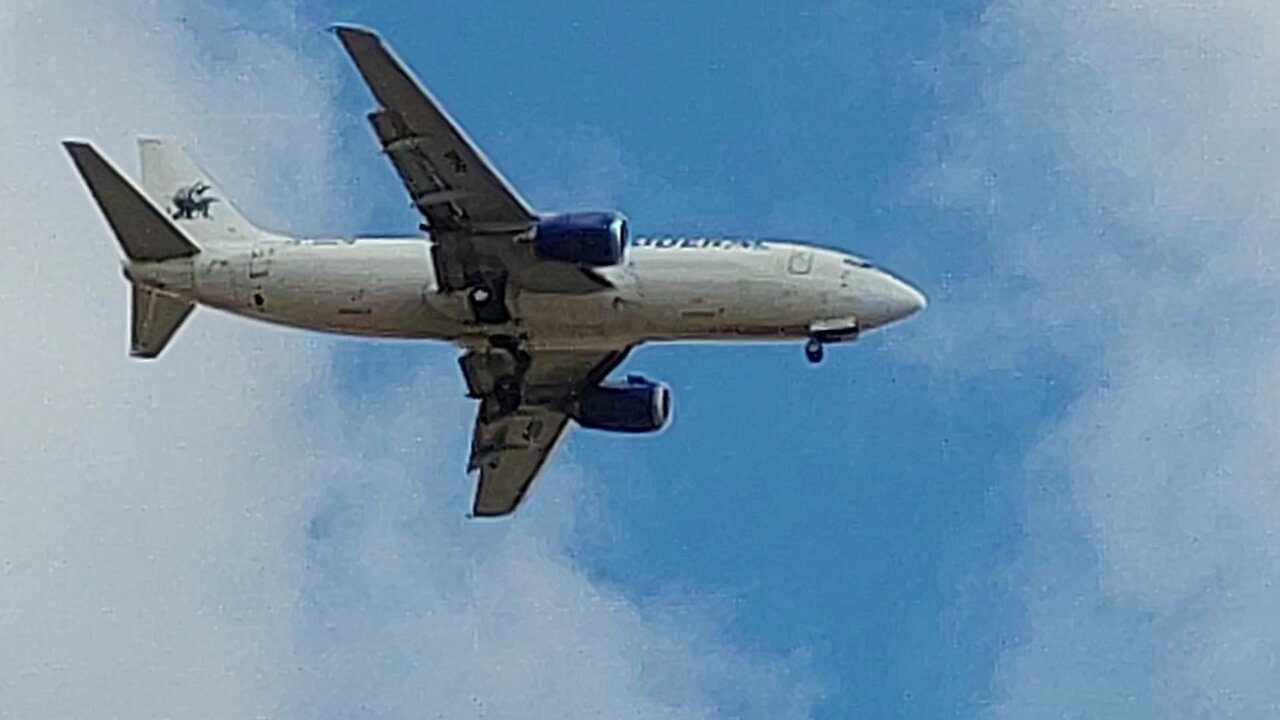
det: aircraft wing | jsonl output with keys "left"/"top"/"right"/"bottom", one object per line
{"left": 461, "top": 347, "right": 631, "bottom": 517}
{"left": 337, "top": 25, "right": 593, "bottom": 296}
{"left": 333, "top": 25, "right": 535, "bottom": 234}
{"left": 333, "top": 26, "right": 613, "bottom": 296}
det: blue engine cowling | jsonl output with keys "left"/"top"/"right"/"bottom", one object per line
{"left": 571, "top": 375, "right": 671, "bottom": 433}
{"left": 533, "top": 211, "right": 628, "bottom": 267}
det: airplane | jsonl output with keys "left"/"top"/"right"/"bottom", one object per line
{"left": 62, "top": 25, "right": 927, "bottom": 518}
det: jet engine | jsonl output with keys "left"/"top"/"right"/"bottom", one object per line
{"left": 571, "top": 375, "right": 671, "bottom": 433}
{"left": 533, "top": 211, "right": 628, "bottom": 267}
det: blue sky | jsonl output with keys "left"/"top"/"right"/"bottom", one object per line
{"left": 313, "top": 1, "right": 1023, "bottom": 716}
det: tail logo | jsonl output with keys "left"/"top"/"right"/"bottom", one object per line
{"left": 170, "top": 181, "right": 219, "bottom": 220}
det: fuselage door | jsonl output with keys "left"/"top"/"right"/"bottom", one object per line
{"left": 249, "top": 245, "right": 273, "bottom": 280}
{"left": 237, "top": 243, "right": 274, "bottom": 312}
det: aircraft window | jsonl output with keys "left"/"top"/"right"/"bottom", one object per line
{"left": 843, "top": 258, "right": 873, "bottom": 268}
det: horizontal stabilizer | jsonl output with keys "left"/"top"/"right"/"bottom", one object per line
{"left": 131, "top": 285, "right": 193, "bottom": 359}
{"left": 63, "top": 141, "right": 199, "bottom": 262}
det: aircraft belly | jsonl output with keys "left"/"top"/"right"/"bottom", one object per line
{"left": 630, "top": 251, "right": 808, "bottom": 340}
{"left": 198, "top": 241, "right": 462, "bottom": 339}
{"left": 513, "top": 290, "right": 640, "bottom": 344}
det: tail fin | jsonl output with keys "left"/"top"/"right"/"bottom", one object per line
{"left": 131, "top": 285, "right": 194, "bottom": 358}
{"left": 63, "top": 140, "right": 197, "bottom": 359}
{"left": 137, "top": 138, "right": 259, "bottom": 243}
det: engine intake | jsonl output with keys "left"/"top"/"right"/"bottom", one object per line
{"left": 533, "top": 211, "right": 628, "bottom": 267}
{"left": 571, "top": 375, "right": 671, "bottom": 434}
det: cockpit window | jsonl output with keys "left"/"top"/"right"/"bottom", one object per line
{"left": 843, "top": 257, "right": 873, "bottom": 268}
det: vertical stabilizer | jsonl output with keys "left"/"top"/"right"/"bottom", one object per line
{"left": 138, "top": 138, "right": 260, "bottom": 243}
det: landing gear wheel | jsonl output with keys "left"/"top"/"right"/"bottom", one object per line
{"left": 805, "top": 338, "right": 825, "bottom": 364}
{"left": 493, "top": 375, "right": 523, "bottom": 416}
{"left": 489, "top": 335, "right": 532, "bottom": 375}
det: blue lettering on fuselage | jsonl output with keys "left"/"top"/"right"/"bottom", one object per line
{"left": 630, "top": 236, "right": 768, "bottom": 250}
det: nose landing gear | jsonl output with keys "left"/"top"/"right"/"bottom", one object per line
{"left": 804, "top": 318, "right": 859, "bottom": 365}
{"left": 804, "top": 337, "right": 825, "bottom": 364}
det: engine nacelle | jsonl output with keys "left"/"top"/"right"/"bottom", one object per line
{"left": 533, "top": 211, "right": 628, "bottom": 267}
{"left": 571, "top": 375, "right": 671, "bottom": 434}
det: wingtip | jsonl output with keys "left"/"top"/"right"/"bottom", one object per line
{"left": 327, "top": 23, "right": 378, "bottom": 41}
{"left": 61, "top": 140, "right": 98, "bottom": 163}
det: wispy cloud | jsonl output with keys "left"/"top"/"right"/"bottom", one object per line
{"left": 921, "top": 1, "right": 1280, "bottom": 716}
{"left": 0, "top": 2, "right": 815, "bottom": 718}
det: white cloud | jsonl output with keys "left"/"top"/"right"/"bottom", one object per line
{"left": 922, "top": 1, "right": 1280, "bottom": 717}
{"left": 0, "top": 2, "right": 814, "bottom": 718}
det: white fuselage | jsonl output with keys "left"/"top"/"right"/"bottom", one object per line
{"left": 129, "top": 235, "right": 925, "bottom": 351}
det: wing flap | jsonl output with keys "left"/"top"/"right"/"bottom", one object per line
{"left": 368, "top": 109, "right": 466, "bottom": 231}
{"left": 470, "top": 406, "right": 570, "bottom": 517}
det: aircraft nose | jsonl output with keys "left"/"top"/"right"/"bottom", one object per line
{"left": 870, "top": 272, "right": 927, "bottom": 327}
{"left": 892, "top": 277, "right": 927, "bottom": 317}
